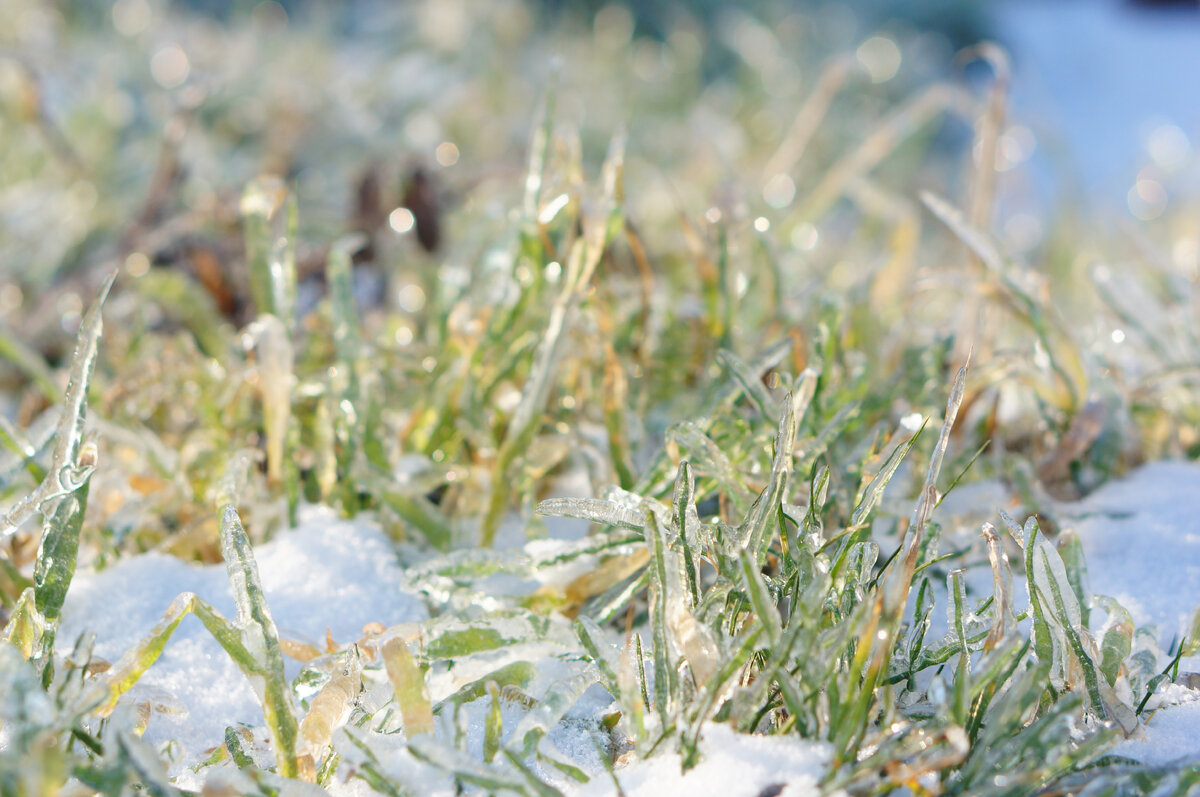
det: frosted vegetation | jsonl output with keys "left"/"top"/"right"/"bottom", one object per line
{"left": 1, "top": 2, "right": 1199, "bottom": 795}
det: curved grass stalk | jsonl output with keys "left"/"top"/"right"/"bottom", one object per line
{"left": 2, "top": 271, "right": 113, "bottom": 537}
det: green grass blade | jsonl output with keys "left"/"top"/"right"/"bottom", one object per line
{"left": 218, "top": 504, "right": 300, "bottom": 778}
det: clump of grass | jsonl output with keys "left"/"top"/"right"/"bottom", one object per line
{"left": 1, "top": 2, "right": 1199, "bottom": 795}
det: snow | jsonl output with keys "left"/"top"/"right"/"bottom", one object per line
{"left": 58, "top": 504, "right": 428, "bottom": 785}
{"left": 1066, "top": 460, "right": 1200, "bottom": 642}
{"left": 1067, "top": 461, "right": 1200, "bottom": 767}
{"left": 573, "top": 724, "right": 833, "bottom": 797}
{"left": 52, "top": 462, "right": 1200, "bottom": 791}
{"left": 1116, "top": 693, "right": 1200, "bottom": 766}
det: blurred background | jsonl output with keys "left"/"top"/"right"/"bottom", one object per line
{"left": 1, "top": 0, "right": 1198, "bottom": 340}
{"left": 4, "top": 0, "right": 1200, "bottom": 550}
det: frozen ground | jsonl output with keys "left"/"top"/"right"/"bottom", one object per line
{"left": 55, "top": 462, "right": 1200, "bottom": 793}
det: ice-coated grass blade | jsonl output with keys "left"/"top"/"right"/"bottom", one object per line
{"left": 1184, "top": 609, "right": 1200, "bottom": 657}
{"left": 32, "top": 480, "right": 89, "bottom": 662}
{"left": 850, "top": 424, "right": 922, "bottom": 528}
{"left": 737, "top": 549, "right": 782, "bottom": 645}
{"left": 2, "top": 272, "right": 113, "bottom": 538}
{"left": 217, "top": 504, "right": 300, "bottom": 776}
{"left": 536, "top": 497, "right": 646, "bottom": 531}
{"left": 1092, "top": 595, "right": 1133, "bottom": 688}
{"left": 982, "top": 522, "right": 1015, "bottom": 649}
{"left": 643, "top": 509, "right": 677, "bottom": 726}
{"left": 1034, "top": 543, "right": 1107, "bottom": 719}
{"left": 92, "top": 587, "right": 301, "bottom": 779}
{"left": 381, "top": 637, "right": 434, "bottom": 737}
{"left": 241, "top": 176, "right": 297, "bottom": 324}
{"left": 434, "top": 661, "right": 536, "bottom": 712}
{"left": 483, "top": 681, "right": 503, "bottom": 764}
{"left": 3, "top": 274, "right": 114, "bottom": 667}
{"left": 575, "top": 617, "right": 622, "bottom": 699}
{"left": 246, "top": 315, "right": 294, "bottom": 488}
{"left": 739, "top": 391, "right": 797, "bottom": 562}
{"left": 297, "top": 653, "right": 362, "bottom": 780}
{"left": 671, "top": 461, "right": 702, "bottom": 608}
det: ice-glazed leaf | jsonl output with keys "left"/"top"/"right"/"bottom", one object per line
{"left": 2, "top": 272, "right": 112, "bottom": 537}
{"left": 1, "top": 588, "right": 41, "bottom": 659}
{"left": 425, "top": 625, "right": 504, "bottom": 660}
{"left": 422, "top": 611, "right": 554, "bottom": 661}
{"left": 1028, "top": 526, "right": 1108, "bottom": 719}
{"left": 1092, "top": 595, "right": 1133, "bottom": 688}
{"left": 738, "top": 548, "right": 782, "bottom": 645}
{"left": 241, "top": 176, "right": 297, "bottom": 324}
{"left": 484, "top": 239, "right": 602, "bottom": 546}
{"left": 246, "top": 315, "right": 294, "bottom": 488}
{"left": 218, "top": 504, "right": 300, "bottom": 777}
{"left": 739, "top": 391, "right": 797, "bottom": 560}
{"left": 297, "top": 652, "right": 362, "bottom": 778}
{"left": 483, "top": 681, "right": 503, "bottom": 764}
{"left": 435, "top": 661, "right": 536, "bottom": 710}
{"left": 671, "top": 461, "right": 702, "bottom": 608}
{"left": 981, "top": 522, "right": 1014, "bottom": 650}
{"left": 643, "top": 509, "right": 677, "bottom": 725}
{"left": 575, "top": 617, "right": 622, "bottom": 699}
{"left": 850, "top": 427, "right": 920, "bottom": 527}
{"left": 889, "top": 361, "right": 967, "bottom": 610}
{"left": 93, "top": 592, "right": 208, "bottom": 715}
{"left": 1185, "top": 608, "right": 1200, "bottom": 657}
{"left": 536, "top": 497, "right": 646, "bottom": 531}
{"left": 32, "top": 480, "right": 90, "bottom": 660}
{"left": 1057, "top": 530, "right": 1090, "bottom": 629}
{"left": 507, "top": 666, "right": 597, "bottom": 759}
{"left": 225, "top": 726, "right": 256, "bottom": 769}
{"left": 949, "top": 569, "right": 970, "bottom": 724}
